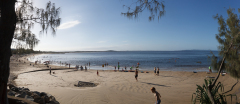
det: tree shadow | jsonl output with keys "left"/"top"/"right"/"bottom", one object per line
{"left": 141, "top": 82, "right": 171, "bottom": 87}
{"left": 66, "top": 70, "right": 78, "bottom": 72}
{"left": 162, "top": 76, "right": 173, "bottom": 77}
{"left": 51, "top": 75, "right": 57, "bottom": 77}
{"left": 19, "top": 68, "right": 70, "bottom": 74}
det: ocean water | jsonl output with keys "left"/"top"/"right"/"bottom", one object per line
{"left": 29, "top": 51, "right": 219, "bottom": 72}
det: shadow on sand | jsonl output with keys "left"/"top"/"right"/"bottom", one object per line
{"left": 141, "top": 82, "right": 171, "bottom": 87}
{"left": 162, "top": 76, "right": 173, "bottom": 77}
{"left": 51, "top": 75, "right": 58, "bottom": 77}
{"left": 19, "top": 68, "right": 71, "bottom": 74}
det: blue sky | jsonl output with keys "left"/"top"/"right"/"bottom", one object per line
{"left": 30, "top": 0, "right": 240, "bottom": 51}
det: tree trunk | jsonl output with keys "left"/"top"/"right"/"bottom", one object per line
{"left": 207, "top": 43, "right": 233, "bottom": 104}
{"left": 0, "top": 0, "right": 16, "bottom": 104}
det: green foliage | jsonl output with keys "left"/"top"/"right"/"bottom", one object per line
{"left": 12, "top": 0, "right": 61, "bottom": 49}
{"left": 211, "top": 8, "right": 240, "bottom": 78}
{"left": 209, "top": 52, "right": 225, "bottom": 72}
{"left": 121, "top": 0, "right": 165, "bottom": 21}
{"left": 11, "top": 48, "right": 37, "bottom": 54}
{"left": 192, "top": 79, "right": 236, "bottom": 104}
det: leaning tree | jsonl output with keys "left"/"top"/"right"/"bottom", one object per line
{"left": 0, "top": 0, "right": 61, "bottom": 103}
{"left": 207, "top": 8, "right": 240, "bottom": 104}
{"left": 192, "top": 8, "right": 240, "bottom": 104}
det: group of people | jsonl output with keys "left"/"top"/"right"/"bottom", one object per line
{"left": 75, "top": 65, "right": 87, "bottom": 71}
{"left": 102, "top": 63, "right": 108, "bottom": 67}
{"left": 113, "top": 66, "right": 135, "bottom": 71}
{"left": 154, "top": 67, "right": 160, "bottom": 76}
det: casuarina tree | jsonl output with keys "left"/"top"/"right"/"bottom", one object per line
{"left": 0, "top": 0, "right": 61, "bottom": 103}
{"left": 200, "top": 8, "right": 240, "bottom": 104}
{"left": 121, "top": 0, "right": 165, "bottom": 21}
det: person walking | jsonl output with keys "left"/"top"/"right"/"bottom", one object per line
{"left": 135, "top": 69, "right": 138, "bottom": 82}
{"left": 151, "top": 87, "right": 161, "bottom": 104}
{"left": 81, "top": 65, "right": 83, "bottom": 71}
{"left": 154, "top": 67, "right": 156, "bottom": 75}
{"left": 50, "top": 67, "right": 51, "bottom": 75}
{"left": 209, "top": 66, "right": 212, "bottom": 73}
{"left": 157, "top": 67, "right": 160, "bottom": 76}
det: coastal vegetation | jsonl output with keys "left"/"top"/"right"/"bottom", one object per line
{"left": 0, "top": 0, "right": 61, "bottom": 103}
{"left": 11, "top": 48, "right": 36, "bottom": 54}
{"left": 192, "top": 8, "right": 240, "bottom": 104}
{"left": 192, "top": 79, "right": 228, "bottom": 104}
{"left": 121, "top": 0, "right": 165, "bottom": 21}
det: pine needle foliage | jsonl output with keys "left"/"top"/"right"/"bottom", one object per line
{"left": 121, "top": 0, "right": 165, "bottom": 21}
{"left": 13, "top": 0, "right": 61, "bottom": 49}
{"left": 211, "top": 8, "right": 240, "bottom": 78}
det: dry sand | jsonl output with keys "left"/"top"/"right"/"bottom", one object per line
{"left": 9, "top": 54, "right": 240, "bottom": 104}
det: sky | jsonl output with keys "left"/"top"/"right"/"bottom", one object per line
{"left": 27, "top": 0, "right": 240, "bottom": 51}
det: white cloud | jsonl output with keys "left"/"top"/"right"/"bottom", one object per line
{"left": 58, "top": 20, "right": 80, "bottom": 29}
{"left": 97, "top": 41, "right": 107, "bottom": 43}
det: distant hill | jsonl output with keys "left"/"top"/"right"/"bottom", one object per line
{"left": 106, "top": 50, "right": 115, "bottom": 52}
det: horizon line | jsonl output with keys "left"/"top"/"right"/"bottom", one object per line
{"left": 36, "top": 49, "right": 219, "bottom": 52}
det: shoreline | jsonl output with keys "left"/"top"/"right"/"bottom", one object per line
{"left": 27, "top": 53, "right": 211, "bottom": 72}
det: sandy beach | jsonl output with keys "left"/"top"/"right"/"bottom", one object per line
{"left": 9, "top": 54, "right": 240, "bottom": 104}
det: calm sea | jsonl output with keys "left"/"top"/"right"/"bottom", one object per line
{"left": 29, "top": 51, "right": 219, "bottom": 72}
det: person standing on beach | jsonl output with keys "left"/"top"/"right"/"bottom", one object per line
{"left": 209, "top": 66, "right": 212, "bottom": 73}
{"left": 97, "top": 70, "right": 99, "bottom": 76}
{"left": 135, "top": 69, "right": 138, "bottom": 81}
{"left": 151, "top": 87, "right": 161, "bottom": 104}
{"left": 118, "top": 62, "right": 119, "bottom": 68}
{"left": 157, "top": 67, "right": 160, "bottom": 76}
{"left": 50, "top": 67, "right": 51, "bottom": 75}
{"left": 89, "top": 62, "right": 91, "bottom": 69}
{"left": 154, "top": 67, "right": 156, "bottom": 75}
{"left": 81, "top": 65, "right": 83, "bottom": 71}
